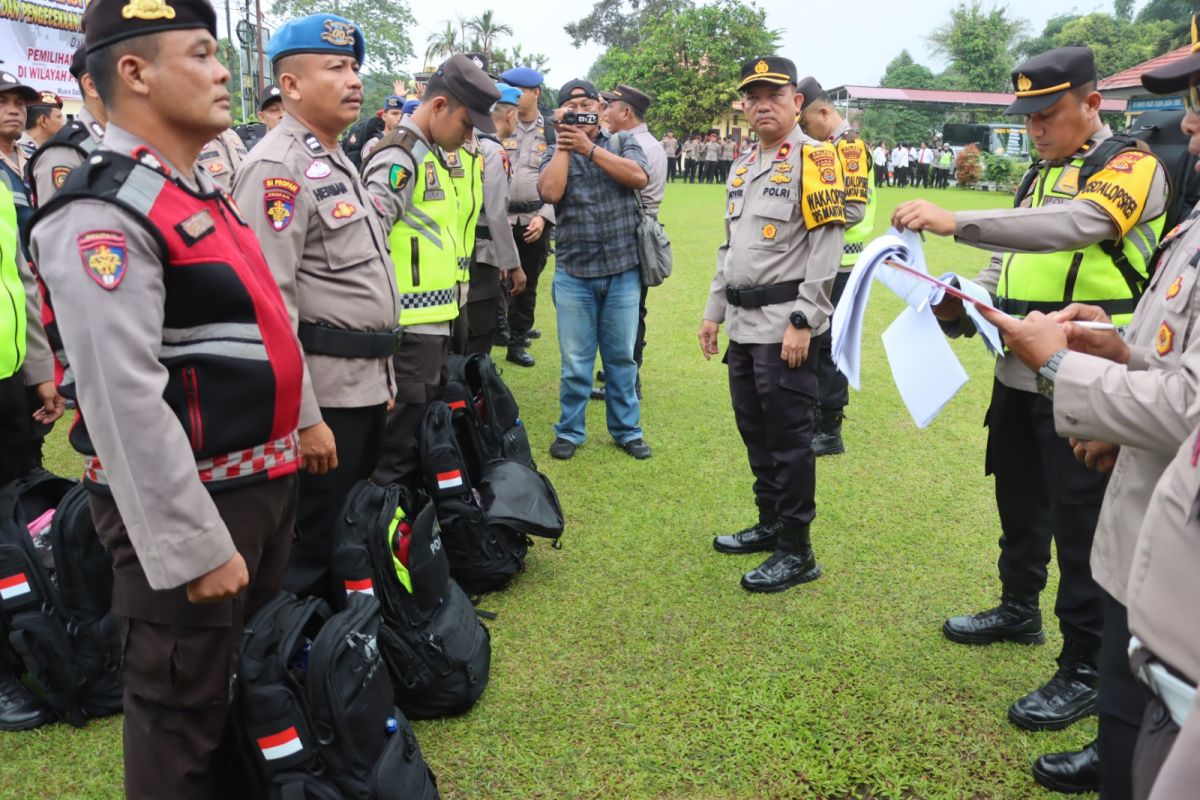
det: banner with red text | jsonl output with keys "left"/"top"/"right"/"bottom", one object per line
{"left": 0, "top": 0, "right": 85, "bottom": 101}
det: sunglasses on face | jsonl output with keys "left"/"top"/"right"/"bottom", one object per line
{"left": 1187, "top": 74, "right": 1200, "bottom": 114}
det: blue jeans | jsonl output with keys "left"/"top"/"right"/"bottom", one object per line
{"left": 551, "top": 267, "right": 643, "bottom": 445}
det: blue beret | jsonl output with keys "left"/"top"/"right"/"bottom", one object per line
{"left": 495, "top": 83, "right": 522, "bottom": 106}
{"left": 402, "top": 99, "right": 420, "bottom": 115}
{"left": 268, "top": 14, "right": 365, "bottom": 67}
{"left": 499, "top": 67, "right": 543, "bottom": 89}
{"left": 383, "top": 95, "right": 403, "bottom": 110}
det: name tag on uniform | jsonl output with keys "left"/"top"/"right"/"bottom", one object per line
{"left": 423, "top": 162, "right": 445, "bottom": 201}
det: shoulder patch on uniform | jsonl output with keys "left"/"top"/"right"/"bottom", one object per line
{"left": 51, "top": 165, "right": 71, "bottom": 189}
{"left": 331, "top": 201, "right": 356, "bottom": 219}
{"left": 303, "top": 134, "right": 322, "bottom": 153}
{"left": 77, "top": 231, "right": 127, "bottom": 290}
{"left": 389, "top": 164, "right": 411, "bottom": 192}
{"left": 175, "top": 210, "right": 216, "bottom": 246}
{"left": 1106, "top": 150, "right": 1148, "bottom": 173}
{"left": 305, "top": 160, "right": 332, "bottom": 179}
{"left": 263, "top": 177, "right": 299, "bottom": 232}
{"left": 800, "top": 143, "right": 847, "bottom": 230}
{"left": 1077, "top": 148, "right": 1160, "bottom": 238}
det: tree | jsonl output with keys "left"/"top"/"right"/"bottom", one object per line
{"left": 1052, "top": 13, "right": 1183, "bottom": 79}
{"left": 861, "top": 51, "right": 945, "bottom": 145}
{"left": 216, "top": 38, "right": 247, "bottom": 125}
{"left": 583, "top": 0, "right": 778, "bottom": 135}
{"left": 425, "top": 19, "right": 464, "bottom": 65}
{"left": 269, "top": 0, "right": 416, "bottom": 75}
{"left": 928, "top": 2, "right": 1027, "bottom": 92}
{"left": 1114, "top": 0, "right": 1135, "bottom": 21}
{"left": 566, "top": 0, "right": 693, "bottom": 49}
{"left": 465, "top": 10, "right": 513, "bottom": 60}
{"left": 1015, "top": 13, "right": 1082, "bottom": 59}
{"left": 490, "top": 45, "right": 551, "bottom": 78}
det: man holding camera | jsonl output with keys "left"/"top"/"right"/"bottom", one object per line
{"left": 537, "top": 78, "right": 651, "bottom": 461}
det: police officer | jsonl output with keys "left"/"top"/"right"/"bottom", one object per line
{"left": 461, "top": 83, "right": 523, "bottom": 356}
{"left": 28, "top": 0, "right": 305, "bottom": 793}
{"left": 233, "top": 14, "right": 399, "bottom": 602}
{"left": 893, "top": 45, "right": 1170, "bottom": 764}
{"left": 362, "top": 94, "right": 403, "bottom": 158}
{"left": 796, "top": 76, "right": 874, "bottom": 457}
{"left": 196, "top": 122, "right": 247, "bottom": 191}
{"left": 975, "top": 33, "right": 1200, "bottom": 796}
{"left": 498, "top": 65, "right": 554, "bottom": 367}
{"left": 361, "top": 54, "right": 498, "bottom": 489}
{"left": 257, "top": 83, "right": 284, "bottom": 131}
{"left": 20, "top": 91, "right": 65, "bottom": 158}
{"left": 27, "top": 44, "right": 107, "bottom": 209}
{"left": 701, "top": 56, "right": 845, "bottom": 593}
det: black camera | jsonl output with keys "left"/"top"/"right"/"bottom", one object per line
{"left": 560, "top": 111, "right": 600, "bottom": 126}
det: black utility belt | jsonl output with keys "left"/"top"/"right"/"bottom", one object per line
{"left": 476, "top": 225, "right": 491, "bottom": 241}
{"left": 508, "top": 201, "right": 543, "bottom": 214}
{"left": 297, "top": 323, "right": 403, "bottom": 359}
{"left": 725, "top": 280, "right": 803, "bottom": 309}
{"left": 997, "top": 297, "right": 1137, "bottom": 318}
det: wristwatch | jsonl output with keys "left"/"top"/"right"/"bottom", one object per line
{"left": 789, "top": 310, "right": 810, "bottom": 330}
{"left": 1036, "top": 348, "right": 1069, "bottom": 399}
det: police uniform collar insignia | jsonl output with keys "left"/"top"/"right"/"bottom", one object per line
{"left": 77, "top": 230, "right": 127, "bottom": 290}
{"left": 321, "top": 19, "right": 356, "bottom": 47}
{"left": 1157, "top": 321, "right": 1175, "bottom": 356}
{"left": 89, "top": 122, "right": 104, "bottom": 139}
{"left": 775, "top": 142, "right": 791, "bottom": 161}
{"left": 1166, "top": 275, "right": 1184, "bottom": 300}
{"left": 262, "top": 177, "right": 299, "bottom": 232}
{"left": 1016, "top": 74, "right": 1032, "bottom": 93}
{"left": 121, "top": 0, "right": 175, "bottom": 19}
{"left": 735, "top": 166, "right": 748, "bottom": 176}
{"left": 731, "top": 177, "right": 744, "bottom": 187}
{"left": 775, "top": 163, "right": 793, "bottom": 173}
{"left": 131, "top": 145, "right": 168, "bottom": 174}
{"left": 305, "top": 160, "right": 332, "bottom": 179}
{"left": 303, "top": 133, "right": 323, "bottom": 153}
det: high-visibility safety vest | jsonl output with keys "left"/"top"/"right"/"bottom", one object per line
{"left": 999, "top": 151, "right": 1167, "bottom": 327}
{"left": 0, "top": 180, "right": 25, "bottom": 380}
{"left": 445, "top": 144, "right": 483, "bottom": 284}
{"left": 836, "top": 133, "right": 876, "bottom": 267}
{"left": 379, "top": 132, "right": 461, "bottom": 325}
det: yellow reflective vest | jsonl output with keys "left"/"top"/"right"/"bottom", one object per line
{"left": 381, "top": 134, "right": 461, "bottom": 325}
{"left": 445, "top": 144, "right": 483, "bottom": 284}
{"left": 0, "top": 180, "right": 25, "bottom": 379}
{"left": 836, "top": 134, "right": 875, "bottom": 268}
{"left": 1000, "top": 153, "right": 1166, "bottom": 327}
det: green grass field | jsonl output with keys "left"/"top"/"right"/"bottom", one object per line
{"left": 0, "top": 184, "right": 1097, "bottom": 799}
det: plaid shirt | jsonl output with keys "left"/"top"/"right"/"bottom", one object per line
{"left": 539, "top": 130, "right": 647, "bottom": 278}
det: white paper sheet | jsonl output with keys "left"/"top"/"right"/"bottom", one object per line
{"left": 881, "top": 305, "right": 969, "bottom": 428}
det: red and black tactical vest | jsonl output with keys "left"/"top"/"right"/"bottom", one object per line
{"left": 28, "top": 149, "right": 305, "bottom": 492}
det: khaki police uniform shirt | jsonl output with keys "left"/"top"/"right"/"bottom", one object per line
{"left": 197, "top": 128, "right": 247, "bottom": 193}
{"left": 504, "top": 113, "right": 555, "bottom": 226}
{"left": 660, "top": 135, "right": 678, "bottom": 158}
{"left": 1047, "top": 209, "right": 1200, "bottom": 605}
{"left": 475, "top": 134, "right": 520, "bottom": 269}
{"left": 703, "top": 140, "right": 720, "bottom": 161}
{"left": 949, "top": 126, "right": 1169, "bottom": 392}
{"left": 233, "top": 112, "right": 398, "bottom": 430}
{"left": 704, "top": 124, "right": 845, "bottom": 343}
{"left": 626, "top": 123, "right": 666, "bottom": 217}
{"left": 360, "top": 116, "right": 458, "bottom": 339}
{"left": 28, "top": 124, "right": 246, "bottom": 590}
{"left": 30, "top": 107, "right": 105, "bottom": 208}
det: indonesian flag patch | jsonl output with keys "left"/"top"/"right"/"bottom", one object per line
{"left": 257, "top": 726, "right": 303, "bottom": 761}
{"left": 0, "top": 573, "right": 32, "bottom": 601}
{"left": 436, "top": 469, "right": 464, "bottom": 490}
{"left": 344, "top": 578, "right": 374, "bottom": 597}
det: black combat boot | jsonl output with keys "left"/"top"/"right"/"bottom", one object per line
{"left": 740, "top": 524, "right": 822, "bottom": 593}
{"left": 0, "top": 670, "right": 51, "bottom": 732}
{"left": 942, "top": 593, "right": 1044, "bottom": 645}
{"left": 492, "top": 311, "right": 511, "bottom": 347}
{"left": 713, "top": 514, "right": 782, "bottom": 554}
{"left": 812, "top": 406, "right": 845, "bottom": 457}
{"left": 507, "top": 332, "right": 535, "bottom": 367}
{"left": 1009, "top": 644, "right": 1099, "bottom": 731}
{"left": 1032, "top": 740, "right": 1100, "bottom": 794}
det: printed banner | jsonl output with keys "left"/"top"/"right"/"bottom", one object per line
{"left": 0, "top": 0, "right": 85, "bottom": 101}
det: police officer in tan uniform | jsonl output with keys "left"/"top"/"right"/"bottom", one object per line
{"left": 26, "top": 44, "right": 107, "bottom": 209}
{"left": 360, "top": 55, "right": 499, "bottom": 489}
{"left": 28, "top": 0, "right": 305, "bottom": 792}
{"left": 498, "top": 66, "right": 554, "bottom": 366}
{"left": 894, "top": 48, "right": 1171, "bottom": 765}
{"left": 701, "top": 56, "right": 845, "bottom": 593}
{"left": 257, "top": 83, "right": 284, "bottom": 131}
{"left": 197, "top": 125, "right": 246, "bottom": 192}
{"left": 233, "top": 13, "right": 399, "bottom": 602}
{"left": 980, "top": 32, "right": 1200, "bottom": 796}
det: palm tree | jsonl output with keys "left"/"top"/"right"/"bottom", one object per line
{"left": 424, "top": 20, "right": 460, "bottom": 65}
{"left": 465, "top": 10, "right": 513, "bottom": 60}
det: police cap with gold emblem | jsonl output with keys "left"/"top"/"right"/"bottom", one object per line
{"left": 31, "top": 90, "right": 63, "bottom": 109}
{"left": 258, "top": 83, "right": 282, "bottom": 112}
{"left": 737, "top": 56, "right": 797, "bottom": 91}
{"left": 427, "top": 54, "right": 502, "bottom": 134}
{"left": 600, "top": 84, "right": 652, "bottom": 117}
{"left": 82, "top": 0, "right": 217, "bottom": 53}
{"left": 267, "top": 13, "right": 365, "bottom": 68}
{"left": 1004, "top": 46, "right": 1096, "bottom": 115}
{"left": 1142, "top": 14, "right": 1200, "bottom": 94}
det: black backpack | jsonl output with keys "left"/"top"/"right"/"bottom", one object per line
{"left": 342, "top": 116, "right": 386, "bottom": 169}
{"left": 234, "top": 592, "right": 439, "bottom": 800}
{"left": 332, "top": 480, "right": 491, "bottom": 719}
{"left": 0, "top": 475, "right": 122, "bottom": 727}
{"left": 461, "top": 354, "right": 535, "bottom": 466}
